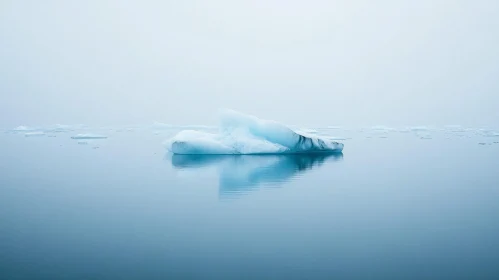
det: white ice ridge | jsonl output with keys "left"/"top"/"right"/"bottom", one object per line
{"left": 165, "top": 109, "right": 344, "bottom": 155}
{"left": 71, "top": 134, "right": 108, "bottom": 139}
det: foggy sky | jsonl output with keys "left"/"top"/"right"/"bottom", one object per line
{"left": 1, "top": 0, "right": 498, "bottom": 128}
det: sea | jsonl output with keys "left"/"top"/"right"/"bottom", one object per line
{"left": 1, "top": 125, "right": 499, "bottom": 279}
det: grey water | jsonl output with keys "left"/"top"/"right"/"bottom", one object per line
{"left": 1, "top": 129, "right": 499, "bottom": 280}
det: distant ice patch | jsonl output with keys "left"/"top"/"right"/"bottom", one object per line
{"left": 11, "top": 124, "right": 83, "bottom": 134}
{"left": 13, "top": 126, "right": 37, "bottom": 132}
{"left": 71, "top": 134, "right": 108, "bottom": 140}
{"left": 485, "top": 132, "right": 499, "bottom": 137}
{"left": 397, "top": 128, "right": 411, "bottom": 133}
{"left": 44, "top": 124, "right": 73, "bottom": 133}
{"left": 24, "top": 131, "right": 45, "bottom": 137}
{"left": 444, "top": 125, "right": 468, "bottom": 133}
{"left": 474, "top": 129, "right": 499, "bottom": 138}
{"left": 408, "top": 126, "right": 433, "bottom": 132}
{"left": 370, "top": 125, "right": 396, "bottom": 132}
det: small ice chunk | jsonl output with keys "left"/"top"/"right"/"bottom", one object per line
{"left": 370, "top": 125, "right": 396, "bottom": 132}
{"left": 44, "top": 124, "right": 73, "bottom": 133}
{"left": 13, "top": 126, "right": 37, "bottom": 132}
{"left": 409, "top": 126, "right": 431, "bottom": 132}
{"left": 444, "top": 125, "right": 467, "bottom": 133}
{"left": 71, "top": 134, "right": 107, "bottom": 140}
{"left": 476, "top": 129, "right": 497, "bottom": 137}
{"left": 24, "top": 131, "right": 45, "bottom": 137}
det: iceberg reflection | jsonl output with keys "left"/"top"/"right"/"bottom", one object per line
{"left": 170, "top": 153, "right": 343, "bottom": 197}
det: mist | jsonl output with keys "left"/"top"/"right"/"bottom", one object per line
{"left": 1, "top": 0, "right": 498, "bottom": 128}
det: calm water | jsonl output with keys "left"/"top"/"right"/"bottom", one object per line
{"left": 1, "top": 128, "right": 499, "bottom": 279}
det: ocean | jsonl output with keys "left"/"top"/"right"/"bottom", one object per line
{"left": 1, "top": 126, "right": 498, "bottom": 279}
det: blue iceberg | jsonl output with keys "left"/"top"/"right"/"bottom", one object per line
{"left": 165, "top": 109, "right": 344, "bottom": 155}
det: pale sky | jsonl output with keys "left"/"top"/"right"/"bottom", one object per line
{"left": 1, "top": 0, "right": 498, "bottom": 128}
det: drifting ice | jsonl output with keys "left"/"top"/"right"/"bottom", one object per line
{"left": 165, "top": 109, "right": 344, "bottom": 155}
{"left": 13, "top": 126, "right": 36, "bottom": 132}
{"left": 24, "top": 131, "right": 45, "bottom": 137}
{"left": 71, "top": 134, "right": 108, "bottom": 140}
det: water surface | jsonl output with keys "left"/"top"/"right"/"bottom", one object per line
{"left": 1, "top": 128, "right": 498, "bottom": 279}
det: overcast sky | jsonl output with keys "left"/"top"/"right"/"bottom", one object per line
{"left": 1, "top": 0, "right": 498, "bottom": 128}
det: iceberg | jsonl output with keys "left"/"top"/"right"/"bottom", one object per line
{"left": 165, "top": 109, "right": 344, "bottom": 155}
